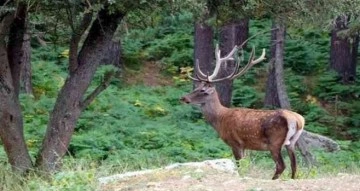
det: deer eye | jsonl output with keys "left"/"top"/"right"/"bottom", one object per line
{"left": 200, "top": 89, "right": 205, "bottom": 92}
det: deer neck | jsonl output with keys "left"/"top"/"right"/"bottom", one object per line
{"left": 200, "top": 92, "right": 227, "bottom": 132}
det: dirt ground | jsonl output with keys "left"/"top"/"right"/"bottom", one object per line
{"left": 99, "top": 165, "right": 360, "bottom": 191}
{"left": 124, "top": 61, "right": 173, "bottom": 86}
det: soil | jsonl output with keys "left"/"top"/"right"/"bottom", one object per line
{"left": 123, "top": 62, "right": 173, "bottom": 86}
{"left": 99, "top": 165, "right": 360, "bottom": 191}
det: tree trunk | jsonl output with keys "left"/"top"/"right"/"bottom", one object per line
{"left": 7, "top": 3, "right": 27, "bottom": 98}
{"left": 193, "top": 21, "right": 214, "bottom": 86}
{"left": 263, "top": 20, "right": 339, "bottom": 166}
{"left": 35, "top": 6, "right": 124, "bottom": 172}
{"left": 217, "top": 19, "right": 249, "bottom": 107}
{"left": 330, "top": 15, "right": 358, "bottom": 84}
{"left": 0, "top": 10, "right": 33, "bottom": 173}
{"left": 264, "top": 21, "right": 290, "bottom": 109}
{"left": 264, "top": 20, "right": 314, "bottom": 164}
{"left": 21, "top": 20, "right": 33, "bottom": 95}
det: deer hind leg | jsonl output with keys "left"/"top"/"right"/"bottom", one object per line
{"left": 270, "top": 148, "right": 285, "bottom": 180}
{"left": 286, "top": 145, "right": 297, "bottom": 179}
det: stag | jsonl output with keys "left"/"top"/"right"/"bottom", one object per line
{"left": 180, "top": 45, "right": 304, "bottom": 180}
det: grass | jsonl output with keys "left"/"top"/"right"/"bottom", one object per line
{"left": 1, "top": 60, "right": 359, "bottom": 190}
{"left": 0, "top": 159, "right": 97, "bottom": 191}
{"left": 1, "top": 148, "right": 359, "bottom": 191}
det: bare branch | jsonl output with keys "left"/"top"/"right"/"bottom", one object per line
{"left": 79, "top": 70, "right": 119, "bottom": 111}
{"left": 69, "top": 11, "right": 93, "bottom": 74}
{"left": 238, "top": 28, "right": 279, "bottom": 49}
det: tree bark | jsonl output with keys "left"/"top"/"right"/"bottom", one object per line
{"left": 69, "top": 11, "right": 93, "bottom": 74}
{"left": 193, "top": 21, "right": 214, "bottom": 86}
{"left": 7, "top": 3, "right": 27, "bottom": 98}
{"left": 330, "top": 15, "right": 358, "bottom": 84}
{"left": 217, "top": 19, "right": 249, "bottom": 107}
{"left": 264, "top": 20, "right": 314, "bottom": 164}
{"left": 35, "top": 6, "right": 124, "bottom": 172}
{"left": 264, "top": 21, "right": 290, "bottom": 109}
{"left": 264, "top": 20, "right": 339, "bottom": 166}
{"left": 21, "top": 20, "right": 33, "bottom": 94}
{"left": 0, "top": 10, "right": 33, "bottom": 173}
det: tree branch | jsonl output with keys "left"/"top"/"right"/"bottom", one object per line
{"left": 297, "top": 130, "right": 340, "bottom": 167}
{"left": 79, "top": 70, "right": 120, "bottom": 111}
{"left": 69, "top": 10, "right": 93, "bottom": 74}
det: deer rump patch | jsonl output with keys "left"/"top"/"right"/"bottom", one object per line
{"left": 261, "top": 113, "right": 288, "bottom": 146}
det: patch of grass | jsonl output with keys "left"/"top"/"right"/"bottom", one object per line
{"left": 0, "top": 158, "right": 97, "bottom": 191}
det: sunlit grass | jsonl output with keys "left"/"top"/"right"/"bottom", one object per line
{"left": 1, "top": 149, "right": 359, "bottom": 191}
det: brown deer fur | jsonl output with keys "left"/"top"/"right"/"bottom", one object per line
{"left": 181, "top": 82, "right": 304, "bottom": 180}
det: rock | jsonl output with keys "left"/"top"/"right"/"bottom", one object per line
{"left": 98, "top": 158, "right": 238, "bottom": 184}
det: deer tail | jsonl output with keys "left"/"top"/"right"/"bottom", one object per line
{"left": 282, "top": 111, "right": 305, "bottom": 150}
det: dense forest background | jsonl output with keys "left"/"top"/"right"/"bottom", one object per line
{"left": 0, "top": 0, "right": 359, "bottom": 190}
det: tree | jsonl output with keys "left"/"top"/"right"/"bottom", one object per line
{"left": 0, "top": 0, "right": 126, "bottom": 173}
{"left": 263, "top": 19, "right": 317, "bottom": 165}
{"left": 294, "top": 0, "right": 360, "bottom": 83}
{"left": 194, "top": 21, "right": 214, "bottom": 85}
{"left": 254, "top": 0, "right": 341, "bottom": 165}
{"left": 35, "top": 4, "right": 124, "bottom": 172}
{"left": 330, "top": 15, "right": 359, "bottom": 84}
{"left": 195, "top": 0, "right": 249, "bottom": 107}
{"left": 217, "top": 18, "right": 249, "bottom": 107}
{"left": 20, "top": 22, "right": 33, "bottom": 95}
{"left": 0, "top": 1, "right": 33, "bottom": 173}
{"left": 264, "top": 20, "right": 290, "bottom": 109}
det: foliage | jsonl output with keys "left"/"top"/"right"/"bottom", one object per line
{"left": 70, "top": 83, "right": 230, "bottom": 165}
{"left": 0, "top": 159, "right": 97, "bottom": 191}
{"left": 1, "top": 5, "right": 360, "bottom": 189}
{"left": 285, "top": 28, "right": 329, "bottom": 75}
{"left": 121, "top": 10, "right": 194, "bottom": 70}
{"left": 311, "top": 69, "right": 360, "bottom": 139}
{"left": 232, "top": 80, "right": 262, "bottom": 108}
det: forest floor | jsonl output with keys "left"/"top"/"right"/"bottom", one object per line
{"left": 112, "top": 62, "right": 360, "bottom": 191}
{"left": 124, "top": 61, "right": 173, "bottom": 86}
{"left": 98, "top": 162, "right": 360, "bottom": 191}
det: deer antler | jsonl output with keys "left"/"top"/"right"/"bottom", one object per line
{"left": 208, "top": 44, "right": 238, "bottom": 81}
{"left": 228, "top": 47, "right": 266, "bottom": 80}
{"left": 190, "top": 44, "right": 266, "bottom": 83}
{"left": 187, "top": 60, "right": 209, "bottom": 82}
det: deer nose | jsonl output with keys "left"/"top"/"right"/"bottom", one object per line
{"left": 180, "top": 96, "right": 191, "bottom": 104}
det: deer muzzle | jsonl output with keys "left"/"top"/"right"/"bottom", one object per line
{"left": 180, "top": 96, "right": 191, "bottom": 104}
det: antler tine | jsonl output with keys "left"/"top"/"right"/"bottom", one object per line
{"left": 209, "top": 55, "right": 241, "bottom": 83}
{"left": 187, "top": 59, "right": 209, "bottom": 82}
{"left": 195, "top": 59, "right": 207, "bottom": 79}
{"left": 187, "top": 73, "right": 202, "bottom": 82}
{"left": 230, "top": 47, "right": 266, "bottom": 80}
{"left": 251, "top": 48, "right": 266, "bottom": 65}
{"left": 208, "top": 44, "right": 238, "bottom": 81}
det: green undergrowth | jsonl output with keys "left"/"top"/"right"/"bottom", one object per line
{"left": 0, "top": 149, "right": 359, "bottom": 191}
{"left": 1, "top": 15, "right": 360, "bottom": 190}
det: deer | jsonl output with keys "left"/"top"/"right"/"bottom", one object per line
{"left": 180, "top": 44, "right": 304, "bottom": 180}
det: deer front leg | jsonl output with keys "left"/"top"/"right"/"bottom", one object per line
{"left": 231, "top": 146, "right": 244, "bottom": 167}
{"left": 270, "top": 148, "right": 285, "bottom": 180}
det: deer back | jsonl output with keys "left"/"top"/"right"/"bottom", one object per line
{"left": 217, "top": 108, "right": 299, "bottom": 150}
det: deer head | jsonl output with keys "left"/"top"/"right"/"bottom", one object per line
{"left": 181, "top": 44, "right": 266, "bottom": 105}
{"left": 180, "top": 82, "right": 217, "bottom": 105}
